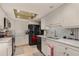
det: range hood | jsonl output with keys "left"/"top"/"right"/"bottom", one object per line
{"left": 14, "top": 9, "right": 37, "bottom": 19}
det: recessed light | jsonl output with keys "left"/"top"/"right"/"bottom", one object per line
{"left": 17, "top": 10, "right": 20, "bottom": 12}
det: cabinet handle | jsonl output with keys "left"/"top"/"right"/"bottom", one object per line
{"left": 65, "top": 48, "right": 67, "bottom": 50}
{"left": 66, "top": 54, "right": 69, "bottom": 56}
{"left": 64, "top": 52, "right": 66, "bottom": 54}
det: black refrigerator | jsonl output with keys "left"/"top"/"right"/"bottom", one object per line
{"left": 28, "top": 24, "right": 40, "bottom": 45}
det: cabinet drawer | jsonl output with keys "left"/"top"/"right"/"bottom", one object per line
{"left": 54, "top": 44, "right": 66, "bottom": 56}
{"left": 0, "top": 43, "right": 8, "bottom": 56}
{"left": 67, "top": 46, "right": 79, "bottom": 52}
{"left": 66, "top": 48, "right": 79, "bottom": 56}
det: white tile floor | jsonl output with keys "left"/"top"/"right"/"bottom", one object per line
{"left": 14, "top": 44, "right": 43, "bottom": 56}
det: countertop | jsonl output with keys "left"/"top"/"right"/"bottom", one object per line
{"left": 0, "top": 37, "right": 12, "bottom": 43}
{"left": 38, "top": 35, "right": 79, "bottom": 49}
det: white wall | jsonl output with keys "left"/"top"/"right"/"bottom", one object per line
{"left": 14, "top": 19, "right": 39, "bottom": 46}
{"left": 5, "top": 18, "right": 39, "bottom": 46}
{"left": 9, "top": 18, "right": 39, "bottom": 46}
{"left": 0, "top": 6, "right": 39, "bottom": 46}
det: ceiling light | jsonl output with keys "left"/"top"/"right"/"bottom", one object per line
{"left": 17, "top": 10, "right": 20, "bottom": 12}
{"left": 14, "top": 9, "right": 38, "bottom": 19}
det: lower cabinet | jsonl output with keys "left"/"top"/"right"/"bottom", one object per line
{"left": 45, "top": 39, "right": 79, "bottom": 56}
{"left": 0, "top": 39, "right": 12, "bottom": 56}
{"left": 0, "top": 43, "right": 7, "bottom": 56}
{"left": 7, "top": 39, "right": 12, "bottom": 56}
{"left": 47, "top": 40, "right": 66, "bottom": 56}
{"left": 54, "top": 42, "right": 79, "bottom": 56}
{"left": 65, "top": 47, "right": 79, "bottom": 56}
{"left": 54, "top": 44, "right": 65, "bottom": 56}
{"left": 42, "top": 38, "right": 48, "bottom": 55}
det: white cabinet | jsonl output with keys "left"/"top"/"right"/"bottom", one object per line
{"left": 46, "top": 39, "right": 79, "bottom": 56}
{"left": 41, "top": 19, "right": 49, "bottom": 30}
{"left": 66, "top": 48, "right": 79, "bottom": 56}
{"left": 42, "top": 38, "right": 52, "bottom": 56}
{"left": 65, "top": 46, "right": 79, "bottom": 56}
{"left": 54, "top": 42, "right": 79, "bottom": 56}
{"left": 47, "top": 39, "right": 66, "bottom": 56}
{"left": 54, "top": 43, "right": 66, "bottom": 56}
{"left": 0, "top": 38, "right": 12, "bottom": 56}
{"left": 0, "top": 43, "right": 7, "bottom": 56}
{"left": 41, "top": 19, "right": 46, "bottom": 30}
{"left": 42, "top": 38, "right": 48, "bottom": 55}
{"left": 42, "top": 38, "right": 56, "bottom": 56}
{"left": 7, "top": 39, "right": 12, "bottom": 56}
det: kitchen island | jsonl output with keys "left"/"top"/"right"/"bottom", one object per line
{"left": 38, "top": 35, "right": 79, "bottom": 56}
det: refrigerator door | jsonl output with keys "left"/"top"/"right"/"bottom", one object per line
{"left": 28, "top": 24, "right": 40, "bottom": 45}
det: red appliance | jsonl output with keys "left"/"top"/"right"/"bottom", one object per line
{"left": 28, "top": 24, "right": 40, "bottom": 45}
{"left": 32, "top": 35, "right": 38, "bottom": 43}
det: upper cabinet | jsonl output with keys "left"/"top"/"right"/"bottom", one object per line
{"left": 42, "top": 4, "right": 79, "bottom": 28}
{"left": 60, "top": 4, "right": 79, "bottom": 28}
{"left": 0, "top": 7, "right": 6, "bottom": 29}
{"left": 41, "top": 19, "right": 45, "bottom": 29}
{"left": 41, "top": 19, "right": 49, "bottom": 30}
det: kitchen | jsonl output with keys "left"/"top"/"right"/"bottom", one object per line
{"left": 0, "top": 3, "right": 79, "bottom": 56}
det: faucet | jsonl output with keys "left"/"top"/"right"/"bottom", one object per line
{"left": 54, "top": 30, "right": 57, "bottom": 37}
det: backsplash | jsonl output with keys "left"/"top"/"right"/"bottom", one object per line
{"left": 46, "top": 27, "right": 79, "bottom": 40}
{"left": 46, "top": 28, "right": 70, "bottom": 38}
{"left": 70, "top": 28, "right": 79, "bottom": 40}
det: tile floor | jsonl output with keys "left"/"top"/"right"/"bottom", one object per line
{"left": 14, "top": 44, "right": 43, "bottom": 56}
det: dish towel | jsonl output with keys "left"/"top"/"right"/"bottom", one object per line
{"left": 46, "top": 40, "right": 54, "bottom": 56}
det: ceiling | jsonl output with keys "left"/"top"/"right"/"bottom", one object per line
{"left": 0, "top": 3, "right": 63, "bottom": 21}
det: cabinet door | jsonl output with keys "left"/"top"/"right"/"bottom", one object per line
{"left": 0, "top": 43, "right": 7, "bottom": 56}
{"left": 42, "top": 38, "right": 48, "bottom": 55}
{"left": 54, "top": 45, "right": 65, "bottom": 56}
{"left": 66, "top": 48, "right": 79, "bottom": 56}
{"left": 51, "top": 42, "right": 67, "bottom": 56}
{"left": 46, "top": 39, "right": 66, "bottom": 56}
{"left": 46, "top": 39, "right": 55, "bottom": 56}
{"left": 41, "top": 19, "right": 45, "bottom": 29}
{"left": 7, "top": 39, "right": 12, "bottom": 56}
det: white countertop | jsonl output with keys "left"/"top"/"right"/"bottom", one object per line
{"left": 38, "top": 35, "right": 79, "bottom": 48}
{"left": 0, "top": 37, "right": 12, "bottom": 43}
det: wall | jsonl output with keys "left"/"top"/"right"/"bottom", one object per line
{"left": 0, "top": 6, "right": 39, "bottom": 46}
{"left": 42, "top": 4, "right": 79, "bottom": 39}
{"left": 5, "top": 18, "right": 39, "bottom": 46}
{"left": 13, "top": 19, "right": 39, "bottom": 46}
{"left": 9, "top": 18, "right": 39, "bottom": 46}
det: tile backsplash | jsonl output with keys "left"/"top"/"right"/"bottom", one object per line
{"left": 46, "top": 27, "right": 79, "bottom": 40}
{"left": 72, "top": 28, "right": 79, "bottom": 40}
